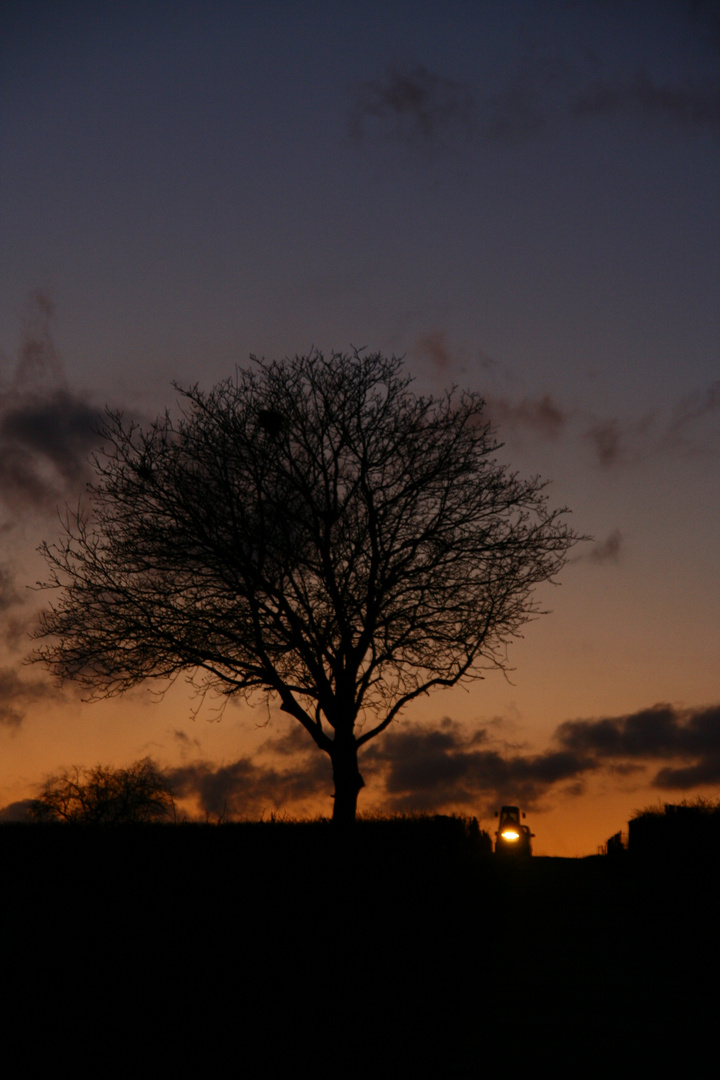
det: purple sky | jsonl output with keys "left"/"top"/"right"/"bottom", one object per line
{"left": 1, "top": 1, "right": 719, "bottom": 853}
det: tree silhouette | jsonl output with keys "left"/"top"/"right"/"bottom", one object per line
{"left": 35, "top": 351, "right": 579, "bottom": 823}
{"left": 30, "top": 758, "right": 175, "bottom": 824}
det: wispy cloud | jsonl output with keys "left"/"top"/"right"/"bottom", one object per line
{"left": 419, "top": 334, "right": 719, "bottom": 468}
{"left": 486, "top": 393, "right": 571, "bottom": 442}
{"left": 574, "top": 74, "right": 720, "bottom": 130}
{"left": 348, "top": 64, "right": 476, "bottom": 158}
{"left": 0, "top": 665, "right": 63, "bottom": 728}
{"left": 588, "top": 528, "right": 623, "bottom": 564}
{"left": 0, "top": 389, "right": 102, "bottom": 510}
{"left": 9, "top": 290, "right": 64, "bottom": 387}
{"left": 349, "top": 7, "right": 720, "bottom": 165}
{"left": 0, "top": 293, "right": 104, "bottom": 521}
{"left": 0, "top": 563, "right": 35, "bottom": 649}
{"left": 415, "top": 330, "right": 456, "bottom": 373}
{"left": 662, "top": 380, "right": 720, "bottom": 454}
{"left": 171, "top": 727, "right": 203, "bottom": 755}
{"left": 0, "top": 565, "right": 23, "bottom": 612}
{"left": 347, "top": 58, "right": 566, "bottom": 157}
{"left": 481, "top": 376, "right": 719, "bottom": 468}
{"left": 580, "top": 387, "right": 720, "bottom": 467}
{"left": 480, "top": 53, "right": 567, "bottom": 143}
{"left": 571, "top": 528, "right": 624, "bottom": 566}
{"left": 582, "top": 418, "right": 631, "bottom": 468}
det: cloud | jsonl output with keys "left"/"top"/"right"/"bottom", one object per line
{"left": 166, "top": 735, "right": 331, "bottom": 819}
{"left": 582, "top": 418, "right": 626, "bottom": 467}
{"left": 165, "top": 717, "right": 596, "bottom": 820}
{"left": 574, "top": 74, "right": 720, "bottom": 129}
{"left": 580, "top": 411, "right": 657, "bottom": 468}
{"left": 486, "top": 393, "right": 571, "bottom": 442}
{"left": 348, "top": 64, "right": 476, "bottom": 156}
{"left": 347, "top": 59, "right": 562, "bottom": 157}
{"left": 0, "top": 293, "right": 104, "bottom": 520}
{"left": 0, "top": 389, "right": 103, "bottom": 511}
{"left": 415, "top": 330, "right": 456, "bottom": 373}
{"left": 261, "top": 723, "right": 320, "bottom": 758}
{"left": 662, "top": 380, "right": 720, "bottom": 454}
{"left": 365, "top": 701, "right": 720, "bottom": 813}
{"left": 557, "top": 704, "right": 682, "bottom": 758}
{"left": 368, "top": 701, "right": 720, "bottom": 812}
{"left": 486, "top": 377, "right": 719, "bottom": 467}
{"left": 480, "top": 55, "right": 566, "bottom": 144}
{"left": 589, "top": 528, "right": 623, "bottom": 564}
{"left": 348, "top": 12, "right": 720, "bottom": 166}
{"left": 0, "top": 564, "right": 23, "bottom": 612}
{"left": 0, "top": 563, "right": 36, "bottom": 649}
{"left": 0, "top": 665, "right": 63, "bottom": 727}
{"left": 162, "top": 697, "right": 720, "bottom": 821}
{"left": 362, "top": 717, "right": 596, "bottom": 813}
{"left": 654, "top": 759, "right": 720, "bottom": 788}
{"left": 571, "top": 529, "right": 623, "bottom": 566}
{"left": 9, "top": 290, "right": 64, "bottom": 388}
{"left": 556, "top": 702, "right": 720, "bottom": 790}
{"left": 171, "top": 728, "right": 202, "bottom": 754}
{"left": 579, "top": 389, "right": 720, "bottom": 466}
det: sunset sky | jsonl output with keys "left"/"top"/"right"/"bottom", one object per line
{"left": 1, "top": 0, "right": 718, "bottom": 854}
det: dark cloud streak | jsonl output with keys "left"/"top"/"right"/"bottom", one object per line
{"left": 0, "top": 294, "right": 105, "bottom": 520}
{"left": 588, "top": 529, "right": 623, "bottom": 564}
{"left": 367, "top": 703, "right": 720, "bottom": 812}
{"left": 362, "top": 718, "right": 597, "bottom": 813}
{"left": 348, "top": 64, "right": 476, "bottom": 157}
{"left": 481, "top": 380, "right": 718, "bottom": 468}
{"left": 110, "top": 699, "right": 720, "bottom": 820}
{"left": 0, "top": 389, "right": 103, "bottom": 512}
{"left": 662, "top": 380, "right": 720, "bottom": 454}
{"left": 349, "top": 14, "right": 720, "bottom": 164}
{"left": 574, "top": 74, "right": 720, "bottom": 129}
{"left": 0, "top": 565, "right": 23, "bottom": 612}
{"left": 0, "top": 666, "right": 63, "bottom": 728}
{"left": 166, "top": 742, "right": 331, "bottom": 820}
{"left": 486, "top": 393, "right": 571, "bottom": 442}
{"left": 583, "top": 418, "right": 627, "bottom": 468}
{"left": 557, "top": 703, "right": 720, "bottom": 791}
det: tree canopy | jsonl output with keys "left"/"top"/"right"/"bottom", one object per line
{"left": 35, "top": 351, "right": 580, "bottom": 822}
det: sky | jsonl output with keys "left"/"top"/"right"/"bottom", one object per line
{"left": 1, "top": 0, "right": 718, "bottom": 854}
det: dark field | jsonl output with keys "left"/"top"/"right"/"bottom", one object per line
{"left": 1, "top": 819, "right": 714, "bottom": 1073}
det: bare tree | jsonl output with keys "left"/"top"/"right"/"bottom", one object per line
{"left": 34, "top": 351, "right": 580, "bottom": 824}
{"left": 30, "top": 758, "right": 175, "bottom": 824}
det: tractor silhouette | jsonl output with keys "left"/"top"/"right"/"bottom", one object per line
{"left": 494, "top": 805, "right": 534, "bottom": 856}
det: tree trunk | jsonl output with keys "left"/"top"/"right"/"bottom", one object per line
{"left": 330, "top": 735, "right": 364, "bottom": 827}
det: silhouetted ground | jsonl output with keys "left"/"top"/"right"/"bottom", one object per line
{"left": 1, "top": 819, "right": 715, "bottom": 1073}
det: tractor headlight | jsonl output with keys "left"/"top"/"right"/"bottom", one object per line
{"left": 500, "top": 828, "right": 520, "bottom": 841}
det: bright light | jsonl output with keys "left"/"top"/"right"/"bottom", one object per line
{"left": 501, "top": 828, "right": 520, "bottom": 841}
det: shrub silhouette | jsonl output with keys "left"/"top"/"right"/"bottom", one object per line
{"left": 629, "top": 798, "right": 720, "bottom": 858}
{"left": 29, "top": 757, "right": 175, "bottom": 825}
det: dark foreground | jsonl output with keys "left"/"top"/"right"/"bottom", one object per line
{"left": 1, "top": 819, "right": 715, "bottom": 1073}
